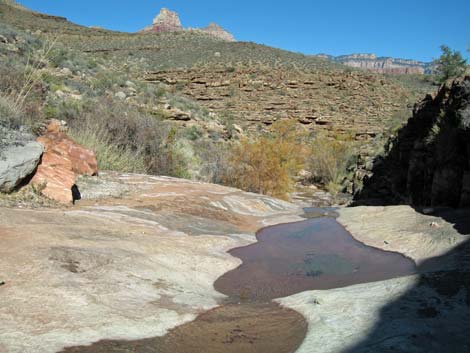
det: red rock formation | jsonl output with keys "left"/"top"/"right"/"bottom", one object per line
{"left": 140, "top": 8, "right": 183, "bottom": 33}
{"left": 31, "top": 121, "right": 98, "bottom": 204}
{"left": 139, "top": 8, "right": 235, "bottom": 42}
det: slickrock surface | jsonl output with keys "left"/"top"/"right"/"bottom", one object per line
{"left": 0, "top": 172, "right": 302, "bottom": 353}
{"left": 337, "top": 205, "right": 469, "bottom": 264}
{"left": 280, "top": 205, "right": 470, "bottom": 353}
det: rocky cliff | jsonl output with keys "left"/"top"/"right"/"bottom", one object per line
{"left": 354, "top": 76, "right": 470, "bottom": 207}
{"left": 140, "top": 8, "right": 235, "bottom": 42}
{"left": 319, "top": 53, "right": 433, "bottom": 75}
{"left": 141, "top": 8, "right": 183, "bottom": 33}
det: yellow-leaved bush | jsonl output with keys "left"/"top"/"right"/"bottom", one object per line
{"left": 223, "top": 120, "right": 305, "bottom": 200}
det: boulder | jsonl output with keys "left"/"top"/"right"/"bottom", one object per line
{"left": 0, "top": 124, "right": 44, "bottom": 192}
{"left": 114, "top": 91, "right": 126, "bottom": 100}
{"left": 0, "top": 141, "right": 43, "bottom": 192}
{"left": 31, "top": 121, "right": 98, "bottom": 203}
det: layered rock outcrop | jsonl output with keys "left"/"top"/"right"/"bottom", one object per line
{"left": 144, "top": 68, "right": 413, "bottom": 139}
{"left": 355, "top": 76, "right": 470, "bottom": 207}
{"left": 140, "top": 8, "right": 235, "bottom": 42}
{"left": 319, "top": 53, "right": 433, "bottom": 75}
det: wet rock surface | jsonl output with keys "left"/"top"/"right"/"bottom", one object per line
{"left": 280, "top": 205, "right": 470, "bottom": 353}
{"left": 60, "top": 303, "right": 307, "bottom": 353}
{"left": 0, "top": 172, "right": 302, "bottom": 353}
{"left": 1, "top": 172, "right": 468, "bottom": 353}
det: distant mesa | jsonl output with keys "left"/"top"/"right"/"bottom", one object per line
{"left": 139, "top": 8, "right": 235, "bottom": 42}
{"left": 317, "top": 53, "right": 434, "bottom": 75}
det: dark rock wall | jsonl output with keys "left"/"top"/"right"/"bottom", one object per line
{"left": 354, "top": 76, "right": 470, "bottom": 207}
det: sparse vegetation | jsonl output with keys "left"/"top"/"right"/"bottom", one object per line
{"left": 307, "top": 132, "right": 355, "bottom": 194}
{"left": 0, "top": 1, "right": 438, "bottom": 202}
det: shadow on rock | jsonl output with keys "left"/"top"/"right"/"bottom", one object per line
{"left": 342, "top": 216, "right": 470, "bottom": 353}
{"left": 353, "top": 76, "right": 470, "bottom": 208}
{"left": 346, "top": 76, "right": 470, "bottom": 352}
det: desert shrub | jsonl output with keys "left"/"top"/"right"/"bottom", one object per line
{"left": 167, "top": 93, "right": 210, "bottom": 120}
{"left": 193, "top": 139, "right": 230, "bottom": 184}
{"left": 90, "top": 71, "right": 126, "bottom": 93}
{"left": 184, "top": 125, "right": 203, "bottom": 140}
{"left": 0, "top": 94, "right": 23, "bottom": 127}
{"left": 70, "top": 128, "right": 146, "bottom": 173}
{"left": 57, "top": 96, "right": 191, "bottom": 177}
{"left": 0, "top": 62, "right": 24, "bottom": 94}
{"left": 386, "top": 108, "right": 412, "bottom": 135}
{"left": 307, "top": 132, "right": 354, "bottom": 194}
{"left": 223, "top": 120, "right": 304, "bottom": 199}
{"left": 144, "top": 126, "right": 192, "bottom": 178}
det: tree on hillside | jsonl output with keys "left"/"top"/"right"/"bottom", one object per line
{"left": 434, "top": 45, "right": 467, "bottom": 83}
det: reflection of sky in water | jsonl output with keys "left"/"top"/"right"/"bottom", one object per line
{"left": 301, "top": 253, "right": 356, "bottom": 276}
{"left": 216, "top": 217, "right": 416, "bottom": 300}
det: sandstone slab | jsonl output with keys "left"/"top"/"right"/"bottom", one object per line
{"left": 337, "top": 205, "right": 469, "bottom": 265}
{"left": 279, "top": 205, "right": 470, "bottom": 353}
{"left": 0, "top": 173, "right": 302, "bottom": 353}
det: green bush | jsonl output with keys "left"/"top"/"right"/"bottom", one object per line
{"left": 307, "top": 133, "right": 354, "bottom": 194}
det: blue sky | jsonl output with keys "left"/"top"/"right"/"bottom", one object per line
{"left": 17, "top": 0, "right": 470, "bottom": 62}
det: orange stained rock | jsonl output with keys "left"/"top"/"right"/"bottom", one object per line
{"left": 31, "top": 122, "right": 98, "bottom": 203}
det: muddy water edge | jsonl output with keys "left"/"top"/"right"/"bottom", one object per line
{"left": 61, "top": 210, "right": 416, "bottom": 353}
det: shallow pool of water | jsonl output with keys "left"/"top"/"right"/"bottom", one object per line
{"left": 215, "top": 217, "right": 416, "bottom": 301}
{"left": 62, "top": 215, "right": 416, "bottom": 353}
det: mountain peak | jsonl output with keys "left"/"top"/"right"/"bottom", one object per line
{"left": 140, "top": 8, "right": 235, "bottom": 41}
{"left": 148, "top": 8, "right": 183, "bottom": 32}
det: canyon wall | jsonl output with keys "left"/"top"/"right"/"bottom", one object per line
{"left": 354, "top": 76, "right": 470, "bottom": 207}
{"left": 318, "top": 53, "right": 433, "bottom": 75}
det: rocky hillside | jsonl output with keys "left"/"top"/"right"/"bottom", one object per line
{"left": 0, "top": 0, "right": 435, "bottom": 142}
{"left": 354, "top": 76, "right": 470, "bottom": 207}
{"left": 140, "top": 8, "right": 235, "bottom": 42}
{"left": 318, "top": 53, "right": 433, "bottom": 75}
{"left": 144, "top": 67, "right": 413, "bottom": 139}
